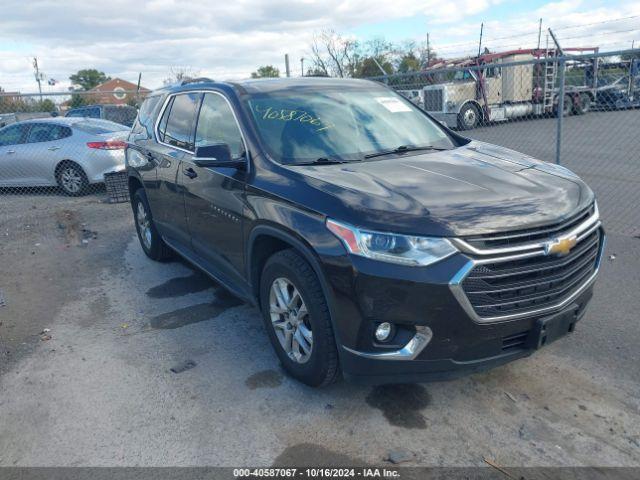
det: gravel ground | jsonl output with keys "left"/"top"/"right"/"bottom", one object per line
{"left": 0, "top": 188, "right": 638, "bottom": 468}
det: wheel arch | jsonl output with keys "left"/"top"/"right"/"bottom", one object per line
{"left": 54, "top": 158, "right": 85, "bottom": 177}
{"left": 247, "top": 222, "right": 345, "bottom": 352}
{"left": 128, "top": 174, "right": 143, "bottom": 195}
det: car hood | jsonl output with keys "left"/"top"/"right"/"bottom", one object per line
{"left": 286, "top": 141, "right": 594, "bottom": 237}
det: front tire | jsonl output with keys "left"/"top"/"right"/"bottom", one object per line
{"left": 132, "top": 188, "right": 172, "bottom": 261}
{"left": 457, "top": 103, "right": 480, "bottom": 130}
{"left": 259, "top": 249, "right": 339, "bottom": 387}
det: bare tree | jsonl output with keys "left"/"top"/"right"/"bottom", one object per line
{"left": 309, "top": 30, "right": 360, "bottom": 78}
{"left": 163, "top": 66, "right": 201, "bottom": 85}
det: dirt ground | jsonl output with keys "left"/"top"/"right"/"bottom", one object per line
{"left": 0, "top": 192, "right": 639, "bottom": 467}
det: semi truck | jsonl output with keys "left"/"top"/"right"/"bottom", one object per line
{"left": 420, "top": 47, "right": 600, "bottom": 130}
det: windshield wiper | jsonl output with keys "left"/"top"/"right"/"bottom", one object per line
{"left": 291, "top": 157, "right": 359, "bottom": 166}
{"left": 364, "top": 145, "right": 448, "bottom": 160}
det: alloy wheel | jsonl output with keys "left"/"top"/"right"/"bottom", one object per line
{"left": 136, "top": 201, "right": 152, "bottom": 250}
{"left": 269, "top": 277, "right": 313, "bottom": 364}
{"left": 60, "top": 167, "right": 83, "bottom": 193}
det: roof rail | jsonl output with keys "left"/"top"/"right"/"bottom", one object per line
{"left": 180, "top": 77, "right": 215, "bottom": 85}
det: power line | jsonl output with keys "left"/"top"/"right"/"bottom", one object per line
{"left": 432, "top": 14, "right": 640, "bottom": 52}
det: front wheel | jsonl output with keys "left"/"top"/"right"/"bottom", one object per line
{"left": 457, "top": 103, "right": 480, "bottom": 130}
{"left": 259, "top": 249, "right": 339, "bottom": 387}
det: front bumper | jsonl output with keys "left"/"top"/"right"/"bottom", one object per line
{"left": 322, "top": 228, "right": 604, "bottom": 384}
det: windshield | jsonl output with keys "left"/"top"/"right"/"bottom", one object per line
{"left": 246, "top": 87, "right": 455, "bottom": 164}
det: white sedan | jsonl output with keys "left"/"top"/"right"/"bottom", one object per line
{"left": 0, "top": 117, "right": 130, "bottom": 195}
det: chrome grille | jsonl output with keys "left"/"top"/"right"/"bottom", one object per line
{"left": 451, "top": 203, "right": 604, "bottom": 322}
{"left": 461, "top": 229, "right": 601, "bottom": 318}
{"left": 424, "top": 88, "right": 444, "bottom": 112}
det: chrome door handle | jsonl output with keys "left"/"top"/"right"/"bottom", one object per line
{"left": 183, "top": 167, "right": 198, "bottom": 179}
{"left": 48, "top": 146, "right": 61, "bottom": 151}
{"left": 6, "top": 150, "right": 15, "bottom": 154}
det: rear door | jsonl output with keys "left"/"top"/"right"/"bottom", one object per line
{"left": 145, "top": 92, "right": 201, "bottom": 247}
{"left": 181, "top": 91, "right": 248, "bottom": 285}
{"left": 22, "top": 123, "right": 73, "bottom": 185}
{"left": 0, "top": 123, "right": 30, "bottom": 186}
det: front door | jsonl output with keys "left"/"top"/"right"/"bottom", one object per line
{"left": 181, "top": 91, "right": 248, "bottom": 286}
{"left": 0, "top": 123, "right": 30, "bottom": 186}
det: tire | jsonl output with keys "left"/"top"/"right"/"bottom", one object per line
{"left": 132, "top": 188, "right": 173, "bottom": 261}
{"left": 56, "top": 162, "right": 89, "bottom": 196}
{"left": 259, "top": 249, "right": 339, "bottom": 387}
{"left": 457, "top": 103, "right": 480, "bottom": 130}
{"left": 574, "top": 93, "right": 592, "bottom": 115}
{"left": 557, "top": 94, "right": 573, "bottom": 117}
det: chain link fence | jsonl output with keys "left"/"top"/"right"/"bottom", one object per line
{"left": 371, "top": 48, "right": 640, "bottom": 237}
{"left": 1, "top": 50, "right": 639, "bottom": 238}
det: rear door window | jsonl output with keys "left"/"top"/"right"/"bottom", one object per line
{"left": 26, "top": 123, "right": 72, "bottom": 143}
{"left": 162, "top": 93, "right": 201, "bottom": 151}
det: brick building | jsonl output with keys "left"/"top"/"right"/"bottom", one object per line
{"left": 88, "top": 78, "right": 150, "bottom": 105}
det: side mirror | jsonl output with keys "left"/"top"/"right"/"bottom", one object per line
{"left": 193, "top": 143, "right": 245, "bottom": 168}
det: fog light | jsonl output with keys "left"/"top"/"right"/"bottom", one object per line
{"left": 375, "top": 322, "right": 392, "bottom": 342}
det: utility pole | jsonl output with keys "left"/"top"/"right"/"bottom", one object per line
{"left": 300, "top": 58, "right": 304, "bottom": 77}
{"left": 426, "top": 33, "right": 430, "bottom": 67}
{"left": 284, "top": 54, "right": 291, "bottom": 78}
{"left": 477, "top": 23, "right": 484, "bottom": 58}
{"left": 32, "top": 57, "right": 43, "bottom": 101}
{"left": 537, "top": 18, "right": 542, "bottom": 51}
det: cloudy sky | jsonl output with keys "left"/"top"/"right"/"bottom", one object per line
{"left": 1, "top": 0, "right": 638, "bottom": 93}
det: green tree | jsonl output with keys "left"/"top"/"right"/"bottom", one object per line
{"left": 398, "top": 52, "right": 421, "bottom": 73}
{"left": 353, "top": 57, "right": 393, "bottom": 78}
{"left": 35, "top": 99, "right": 56, "bottom": 112}
{"left": 251, "top": 65, "right": 280, "bottom": 78}
{"left": 69, "top": 69, "right": 110, "bottom": 90}
{"left": 69, "top": 94, "right": 87, "bottom": 108}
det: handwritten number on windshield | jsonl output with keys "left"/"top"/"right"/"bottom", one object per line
{"left": 254, "top": 105, "right": 333, "bottom": 133}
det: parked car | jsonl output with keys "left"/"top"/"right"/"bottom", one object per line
{"left": 0, "top": 117, "right": 129, "bottom": 195}
{"left": 126, "top": 78, "right": 604, "bottom": 386}
{"left": 66, "top": 104, "right": 138, "bottom": 127}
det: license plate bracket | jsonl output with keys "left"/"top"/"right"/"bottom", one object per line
{"left": 528, "top": 307, "right": 579, "bottom": 350}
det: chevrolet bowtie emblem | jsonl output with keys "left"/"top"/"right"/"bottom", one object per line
{"left": 544, "top": 235, "right": 577, "bottom": 256}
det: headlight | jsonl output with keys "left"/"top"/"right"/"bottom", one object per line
{"left": 326, "top": 219, "right": 457, "bottom": 267}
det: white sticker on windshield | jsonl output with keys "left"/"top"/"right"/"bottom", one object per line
{"left": 375, "top": 97, "right": 412, "bottom": 112}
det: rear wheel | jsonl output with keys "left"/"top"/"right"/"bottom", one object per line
{"left": 56, "top": 162, "right": 89, "bottom": 196}
{"left": 557, "top": 94, "right": 573, "bottom": 117}
{"left": 457, "top": 103, "right": 480, "bottom": 130}
{"left": 574, "top": 93, "right": 592, "bottom": 115}
{"left": 132, "top": 188, "right": 172, "bottom": 261}
{"left": 259, "top": 249, "right": 339, "bottom": 387}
